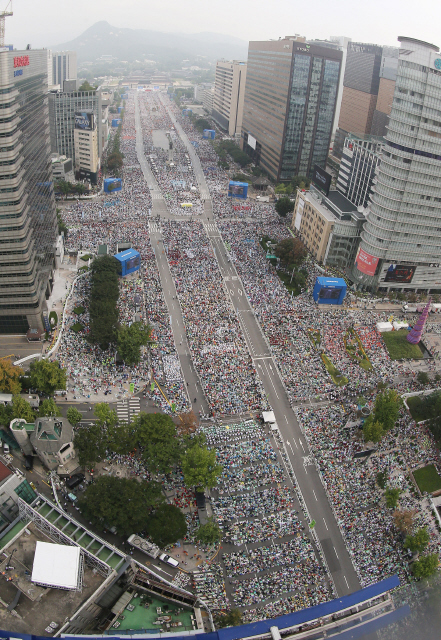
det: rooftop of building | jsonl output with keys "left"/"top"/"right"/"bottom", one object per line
{"left": 300, "top": 187, "right": 362, "bottom": 223}
{"left": 0, "top": 461, "right": 11, "bottom": 484}
{"left": 398, "top": 36, "right": 439, "bottom": 52}
{"left": 0, "top": 522, "right": 105, "bottom": 636}
{"left": 107, "top": 593, "right": 194, "bottom": 635}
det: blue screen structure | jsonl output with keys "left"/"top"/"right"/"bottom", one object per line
{"left": 228, "top": 181, "right": 248, "bottom": 199}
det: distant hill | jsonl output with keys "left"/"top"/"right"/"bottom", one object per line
{"left": 51, "top": 21, "right": 248, "bottom": 64}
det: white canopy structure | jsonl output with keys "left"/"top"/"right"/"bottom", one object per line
{"left": 376, "top": 322, "right": 393, "bottom": 332}
{"left": 31, "top": 541, "right": 83, "bottom": 591}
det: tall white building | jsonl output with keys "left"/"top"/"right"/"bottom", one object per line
{"left": 212, "top": 60, "right": 247, "bottom": 137}
{"left": 351, "top": 36, "right": 441, "bottom": 292}
{"left": 330, "top": 37, "right": 352, "bottom": 134}
{"left": 51, "top": 50, "right": 77, "bottom": 86}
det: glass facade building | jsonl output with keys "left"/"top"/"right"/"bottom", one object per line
{"left": 337, "top": 134, "right": 383, "bottom": 208}
{"left": 351, "top": 37, "right": 441, "bottom": 292}
{"left": 241, "top": 38, "right": 342, "bottom": 181}
{"left": 0, "top": 49, "right": 58, "bottom": 333}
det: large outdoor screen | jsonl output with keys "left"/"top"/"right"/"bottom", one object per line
{"left": 319, "top": 287, "right": 341, "bottom": 300}
{"left": 126, "top": 255, "right": 141, "bottom": 270}
{"left": 384, "top": 264, "right": 416, "bottom": 283}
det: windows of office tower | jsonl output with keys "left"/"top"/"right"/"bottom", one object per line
{"left": 311, "top": 60, "right": 340, "bottom": 170}
{"left": 280, "top": 55, "right": 311, "bottom": 180}
{"left": 298, "top": 57, "right": 323, "bottom": 175}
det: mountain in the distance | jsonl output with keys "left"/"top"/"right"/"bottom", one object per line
{"left": 51, "top": 21, "right": 248, "bottom": 64}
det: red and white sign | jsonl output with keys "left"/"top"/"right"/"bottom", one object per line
{"left": 355, "top": 247, "right": 379, "bottom": 276}
{"left": 14, "top": 55, "right": 30, "bottom": 68}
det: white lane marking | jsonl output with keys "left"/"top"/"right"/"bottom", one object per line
{"left": 323, "top": 518, "right": 328, "bottom": 530}
{"left": 334, "top": 546, "right": 339, "bottom": 559}
{"left": 312, "top": 489, "right": 318, "bottom": 501}
{"left": 344, "top": 575, "right": 349, "bottom": 589}
{"left": 299, "top": 439, "right": 306, "bottom": 452}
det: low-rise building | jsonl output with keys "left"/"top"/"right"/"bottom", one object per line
{"left": 51, "top": 154, "right": 75, "bottom": 183}
{"left": 10, "top": 416, "right": 76, "bottom": 473}
{"left": 292, "top": 186, "right": 365, "bottom": 269}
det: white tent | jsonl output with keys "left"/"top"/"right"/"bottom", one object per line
{"left": 32, "top": 542, "right": 81, "bottom": 590}
{"left": 262, "top": 411, "right": 276, "bottom": 423}
{"left": 376, "top": 322, "right": 393, "bottom": 332}
{"left": 393, "top": 321, "right": 409, "bottom": 330}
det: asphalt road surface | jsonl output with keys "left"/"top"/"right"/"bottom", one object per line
{"left": 160, "top": 96, "right": 360, "bottom": 596}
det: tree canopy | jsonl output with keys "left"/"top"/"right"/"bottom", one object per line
{"left": 0, "top": 359, "right": 23, "bottom": 394}
{"left": 274, "top": 237, "right": 307, "bottom": 268}
{"left": 363, "top": 418, "right": 384, "bottom": 443}
{"left": 38, "top": 398, "right": 62, "bottom": 417}
{"left": 29, "top": 359, "right": 67, "bottom": 395}
{"left": 373, "top": 389, "right": 402, "bottom": 432}
{"left": 404, "top": 527, "right": 430, "bottom": 554}
{"left": 147, "top": 503, "right": 187, "bottom": 547}
{"left": 275, "top": 197, "right": 295, "bottom": 217}
{"left": 134, "top": 412, "right": 181, "bottom": 472}
{"left": 117, "top": 322, "right": 152, "bottom": 365}
{"left": 78, "top": 476, "right": 163, "bottom": 536}
{"left": 215, "top": 609, "right": 243, "bottom": 629}
{"left": 196, "top": 518, "right": 222, "bottom": 545}
{"left": 66, "top": 406, "right": 83, "bottom": 427}
{"left": 385, "top": 487, "right": 401, "bottom": 509}
{"left": 89, "top": 255, "right": 120, "bottom": 349}
{"left": 411, "top": 553, "right": 439, "bottom": 579}
{"left": 10, "top": 395, "right": 35, "bottom": 422}
{"left": 94, "top": 402, "right": 118, "bottom": 428}
{"left": 74, "top": 423, "right": 107, "bottom": 468}
{"left": 393, "top": 509, "right": 416, "bottom": 535}
{"left": 181, "top": 441, "right": 222, "bottom": 492}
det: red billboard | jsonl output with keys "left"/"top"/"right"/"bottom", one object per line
{"left": 355, "top": 247, "right": 379, "bottom": 276}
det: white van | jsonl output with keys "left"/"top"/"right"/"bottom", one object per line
{"left": 159, "top": 553, "right": 179, "bottom": 568}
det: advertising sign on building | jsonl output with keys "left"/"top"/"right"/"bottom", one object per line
{"left": 247, "top": 134, "right": 257, "bottom": 150}
{"left": 312, "top": 165, "right": 332, "bottom": 197}
{"left": 384, "top": 264, "right": 416, "bottom": 283}
{"left": 74, "top": 112, "right": 94, "bottom": 131}
{"left": 354, "top": 247, "right": 380, "bottom": 276}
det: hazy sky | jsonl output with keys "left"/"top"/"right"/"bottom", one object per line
{"left": 7, "top": 0, "right": 440, "bottom": 51}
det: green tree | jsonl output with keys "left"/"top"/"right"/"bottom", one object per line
{"left": 107, "top": 422, "right": 138, "bottom": 455}
{"left": 275, "top": 183, "right": 289, "bottom": 195}
{"left": 78, "top": 80, "right": 97, "bottom": 92}
{"left": 135, "top": 412, "right": 181, "bottom": 472}
{"left": 215, "top": 609, "right": 243, "bottom": 629}
{"left": 393, "top": 509, "right": 416, "bottom": 535}
{"left": 411, "top": 553, "right": 439, "bottom": 579}
{"left": 57, "top": 212, "right": 68, "bottom": 238}
{"left": 29, "top": 359, "right": 67, "bottom": 395}
{"left": 363, "top": 418, "right": 384, "bottom": 443}
{"left": 74, "top": 423, "right": 107, "bottom": 468}
{"left": 148, "top": 503, "right": 187, "bottom": 547}
{"left": 117, "top": 322, "right": 152, "bottom": 365}
{"left": 79, "top": 476, "right": 163, "bottom": 536}
{"left": 94, "top": 403, "right": 118, "bottom": 428}
{"left": 181, "top": 440, "right": 222, "bottom": 492}
{"left": 10, "top": 395, "right": 35, "bottom": 422}
{"left": 66, "top": 406, "right": 83, "bottom": 427}
{"left": 275, "top": 197, "right": 294, "bottom": 217}
{"left": 55, "top": 180, "right": 71, "bottom": 200}
{"left": 385, "top": 487, "right": 401, "bottom": 509}
{"left": 417, "top": 371, "right": 430, "bottom": 385}
{"left": 0, "top": 359, "right": 23, "bottom": 394}
{"left": 373, "top": 389, "right": 402, "bottom": 432}
{"left": 404, "top": 527, "right": 430, "bottom": 554}
{"left": 38, "top": 398, "right": 62, "bottom": 417}
{"left": 274, "top": 237, "right": 307, "bottom": 267}
{"left": 196, "top": 518, "right": 222, "bottom": 545}
{"left": 89, "top": 299, "right": 119, "bottom": 349}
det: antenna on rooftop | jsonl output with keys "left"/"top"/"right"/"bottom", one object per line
{"left": 0, "top": 0, "right": 13, "bottom": 48}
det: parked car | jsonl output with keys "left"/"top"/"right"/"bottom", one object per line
{"left": 159, "top": 553, "right": 179, "bottom": 568}
{"left": 65, "top": 473, "right": 85, "bottom": 490}
{"left": 24, "top": 455, "right": 34, "bottom": 471}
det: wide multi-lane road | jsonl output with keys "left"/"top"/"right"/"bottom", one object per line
{"left": 161, "top": 97, "right": 360, "bottom": 596}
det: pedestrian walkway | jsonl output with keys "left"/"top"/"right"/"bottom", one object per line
{"left": 116, "top": 397, "right": 141, "bottom": 423}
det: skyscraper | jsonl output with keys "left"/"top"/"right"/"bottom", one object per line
{"left": 351, "top": 37, "right": 441, "bottom": 293}
{"left": 0, "top": 49, "right": 58, "bottom": 333}
{"left": 212, "top": 60, "right": 247, "bottom": 137}
{"left": 333, "top": 43, "right": 398, "bottom": 158}
{"left": 241, "top": 36, "right": 342, "bottom": 181}
{"left": 50, "top": 50, "right": 77, "bottom": 87}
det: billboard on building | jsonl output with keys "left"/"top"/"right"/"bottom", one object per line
{"left": 104, "top": 178, "right": 122, "bottom": 193}
{"left": 228, "top": 181, "right": 248, "bottom": 199}
{"left": 248, "top": 134, "right": 257, "bottom": 150}
{"left": 294, "top": 198, "right": 304, "bottom": 231}
{"left": 354, "top": 247, "right": 380, "bottom": 276}
{"left": 75, "top": 112, "right": 94, "bottom": 131}
{"left": 384, "top": 264, "right": 416, "bottom": 283}
{"left": 313, "top": 277, "right": 347, "bottom": 305}
{"left": 312, "top": 165, "right": 332, "bottom": 196}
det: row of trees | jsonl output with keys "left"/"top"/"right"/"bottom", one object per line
{"left": 55, "top": 180, "right": 87, "bottom": 200}
{"left": 72, "top": 407, "right": 222, "bottom": 492}
{"left": 0, "top": 358, "right": 66, "bottom": 397}
{"left": 214, "top": 140, "right": 251, "bottom": 168}
{"left": 104, "top": 118, "right": 124, "bottom": 175}
{"left": 275, "top": 175, "right": 311, "bottom": 196}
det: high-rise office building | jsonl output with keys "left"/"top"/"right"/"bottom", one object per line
{"left": 50, "top": 50, "right": 77, "bottom": 87}
{"left": 329, "top": 36, "right": 352, "bottom": 134}
{"left": 0, "top": 49, "right": 58, "bottom": 333}
{"left": 241, "top": 36, "right": 342, "bottom": 181}
{"left": 212, "top": 60, "right": 247, "bottom": 137}
{"left": 351, "top": 37, "right": 441, "bottom": 292}
{"left": 73, "top": 111, "right": 100, "bottom": 184}
{"left": 334, "top": 43, "right": 398, "bottom": 157}
{"left": 48, "top": 88, "right": 103, "bottom": 183}
{"left": 336, "top": 134, "right": 383, "bottom": 208}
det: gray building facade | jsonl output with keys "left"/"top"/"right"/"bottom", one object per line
{"left": 241, "top": 37, "right": 342, "bottom": 181}
{"left": 0, "top": 49, "right": 58, "bottom": 334}
{"left": 51, "top": 50, "right": 77, "bottom": 87}
{"left": 337, "top": 134, "right": 383, "bottom": 208}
